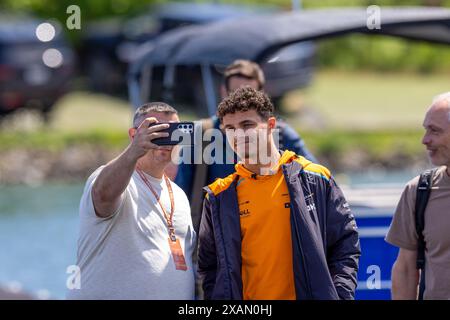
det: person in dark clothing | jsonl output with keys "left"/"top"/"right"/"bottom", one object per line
{"left": 198, "top": 87, "right": 360, "bottom": 300}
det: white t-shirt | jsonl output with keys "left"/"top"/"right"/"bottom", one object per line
{"left": 66, "top": 166, "right": 196, "bottom": 300}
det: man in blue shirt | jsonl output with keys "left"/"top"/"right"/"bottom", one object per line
{"left": 175, "top": 60, "right": 316, "bottom": 231}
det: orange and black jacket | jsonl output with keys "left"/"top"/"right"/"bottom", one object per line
{"left": 198, "top": 155, "right": 361, "bottom": 300}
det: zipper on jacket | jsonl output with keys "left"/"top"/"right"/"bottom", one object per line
{"left": 293, "top": 206, "right": 313, "bottom": 299}
{"left": 282, "top": 164, "right": 313, "bottom": 299}
{"left": 206, "top": 187, "right": 236, "bottom": 299}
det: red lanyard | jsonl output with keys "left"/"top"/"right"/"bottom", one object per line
{"left": 136, "top": 168, "right": 176, "bottom": 241}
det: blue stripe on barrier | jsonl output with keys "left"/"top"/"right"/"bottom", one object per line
{"left": 355, "top": 217, "right": 393, "bottom": 227}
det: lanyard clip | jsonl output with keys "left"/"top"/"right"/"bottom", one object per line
{"left": 169, "top": 227, "right": 176, "bottom": 242}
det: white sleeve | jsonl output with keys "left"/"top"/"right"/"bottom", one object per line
{"left": 79, "top": 166, "right": 128, "bottom": 221}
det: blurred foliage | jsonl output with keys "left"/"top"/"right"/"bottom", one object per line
{"left": 0, "top": 129, "right": 127, "bottom": 151}
{"left": 317, "top": 35, "right": 450, "bottom": 73}
{"left": 301, "top": 129, "right": 424, "bottom": 160}
{"left": 2, "top": 0, "right": 449, "bottom": 28}
{"left": 3, "top": 0, "right": 449, "bottom": 16}
{"left": 0, "top": 0, "right": 159, "bottom": 21}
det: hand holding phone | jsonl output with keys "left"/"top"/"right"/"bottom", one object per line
{"left": 149, "top": 121, "right": 195, "bottom": 146}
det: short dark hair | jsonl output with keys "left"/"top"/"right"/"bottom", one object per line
{"left": 133, "top": 102, "right": 177, "bottom": 127}
{"left": 224, "top": 59, "right": 265, "bottom": 91}
{"left": 217, "top": 86, "right": 274, "bottom": 122}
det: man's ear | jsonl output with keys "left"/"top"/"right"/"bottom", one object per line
{"left": 128, "top": 127, "right": 136, "bottom": 141}
{"left": 267, "top": 117, "right": 277, "bottom": 130}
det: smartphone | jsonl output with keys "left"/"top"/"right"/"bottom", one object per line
{"left": 150, "top": 121, "right": 195, "bottom": 146}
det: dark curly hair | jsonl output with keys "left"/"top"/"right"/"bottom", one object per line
{"left": 217, "top": 86, "right": 274, "bottom": 122}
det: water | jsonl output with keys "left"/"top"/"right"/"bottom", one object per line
{"left": 0, "top": 169, "right": 419, "bottom": 299}
{"left": 0, "top": 183, "right": 82, "bottom": 299}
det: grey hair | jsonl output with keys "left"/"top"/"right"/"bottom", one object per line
{"left": 133, "top": 102, "right": 178, "bottom": 128}
{"left": 432, "top": 92, "right": 450, "bottom": 122}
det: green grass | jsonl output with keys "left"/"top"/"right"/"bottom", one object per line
{"left": 300, "top": 129, "right": 425, "bottom": 159}
{"left": 49, "top": 92, "right": 133, "bottom": 132}
{"left": 0, "top": 130, "right": 128, "bottom": 151}
{"left": 0, "top": 92, "right": 132, "bottom": 150}
{"left": 283, "top": 70, "right": 449, "bottom": 131}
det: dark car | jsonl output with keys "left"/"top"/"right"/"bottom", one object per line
{"left": 78, "top": 2, "right": 280, "bottom": 98}
{"left": 0, "top": 14, "right": 75, "bottom": 120}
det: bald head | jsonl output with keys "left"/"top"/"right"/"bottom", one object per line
{"left": 429, "top": 92, "right": 450, "bottom": 122}
{"left": 422, "top": 92, "right": 450, "bottom": 169}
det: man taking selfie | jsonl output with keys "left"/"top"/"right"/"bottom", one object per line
{"left": 67, "top": 102, "right": 196, "bottom": 300}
